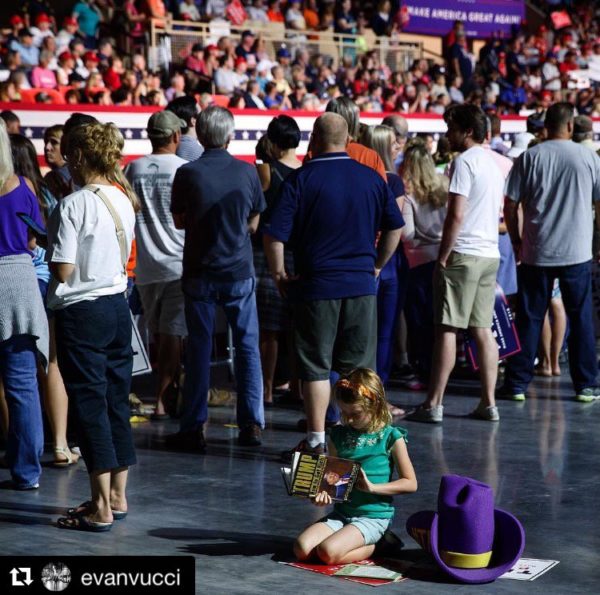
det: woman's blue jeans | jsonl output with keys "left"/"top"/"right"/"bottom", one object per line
{"left": 0, "top": 335, "right": 43, "bottom": 488}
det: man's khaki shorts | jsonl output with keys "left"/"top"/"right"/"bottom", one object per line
{"left": 434, "top": 251, "right": 500, "bottom": 329}
{"left": 137, "top": 280, "right": 188, "bottom": 336}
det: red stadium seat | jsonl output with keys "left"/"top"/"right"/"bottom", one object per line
{"left": 18, "top": 88, "right": 66, "bottom": 105}
{"left": 211, "top": 94, "right": 231, "bottom": 108}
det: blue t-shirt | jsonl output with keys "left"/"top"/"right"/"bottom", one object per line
{"left": 171, "top": 148, "right": 266, "bottom": 282}
{"left": 32, "top": 245, "right": 51, "bottom": 284}
{"left": 450, "top": 43, "right": 473, "bottom": 81}
{"left": 73, "top": 2, "right": 101, "bottom": 37}
{"left": 9, "top": 40, "right": 40, "bottom": 67}
{"left": 0, "top": 177, "right": 44, "bottom": 257}
{"left": 380, "top": 172, "right": 405, "bottom": 282}
{"left": 386, "top": 172, "right": 404, "bottom": 199}
{"left": 265, "top": 152, "right": 405, "bottom": 300}
{"left": 500, "top": 86, "right": 527, "bottom": 106}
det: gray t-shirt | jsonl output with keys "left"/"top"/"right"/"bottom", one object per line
{"left": 124, "top": 153, "right": 187, "bottom": 285}
{"left": 505, "top": 140, "right": 600, "bottom": 266}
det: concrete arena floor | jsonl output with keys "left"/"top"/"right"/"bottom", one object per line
{"left": 1, "top": 369, "right": 599, "bottom": 594}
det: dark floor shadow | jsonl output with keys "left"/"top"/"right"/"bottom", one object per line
{"left": 40, "top": 461, "right": 80, "bottom": 469}
{"left": 441, "top": 413, "right": 477, "bottom": 420}
{"left": 263, "top": 422, "right": 304, "bottom": 434}
{"left": 149, "top": 528, "right": 294, "bottom": 557}
{"left": 445, "top": 386, "right": 485, "bottom": 398}
{"left": 268, "top": 401, "right": 304, "bottom": 412}
{"left": 0, "top": 501, "right": 65, "bottom": 515}
{"left": 135, "top": 438, "right": 284, "bottom": 463}
{"left": 0, "top": 513, "right": 55, "bottom": 526}
{"left": 377, "top": 549, "right": 455, "bottom": 584}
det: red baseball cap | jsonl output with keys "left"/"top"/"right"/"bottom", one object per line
{"left": 235, "top": 56, "right": 247, "bottom": 67}
{"left": 205, "top": 44, "right": 218, "bottom": 53}
{"left": 36, "top": 13, "right": 51, "bottom": 25}
{"left": 59, "top": 51, "right": 74, "bottom": 62}
{"left": 83, "top": 51, "right": 99, "bottom": 63}
{"left": 64, "top": 16, "right": 78, "bottom": 27}
{"left": 10, "top": 15, "right": 23, "bottom": 26}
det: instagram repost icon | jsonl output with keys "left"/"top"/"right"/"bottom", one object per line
{"left": 41, "top": 563, "right": 72, "bottom": 592}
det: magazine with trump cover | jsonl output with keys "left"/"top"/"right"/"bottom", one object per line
{"left": 281, "top": 452, "right": 361, "bottom": 502}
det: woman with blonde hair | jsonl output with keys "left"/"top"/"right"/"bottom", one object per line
{"left": 401, "top": 141, "right": 449, "bottom": 385}
{"left": 47, "top": 122, "right": 139, "bottom": 531}
{"left": 362, "top": 126, "right": 406, "bottom": 392}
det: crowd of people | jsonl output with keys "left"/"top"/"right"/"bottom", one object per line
{"left": 1, "top": 90, "right": 600, "bottom": 543}
{"left": 1, "top": 0, "right": 600, "bottom": 551}
{"left": 1, "top": 2, "right": 600, "bottom": 116}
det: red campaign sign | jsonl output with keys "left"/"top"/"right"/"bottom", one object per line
{"left": 226, "top": 0, "right": 247, "bottom": 26}
{"left": 550, "top": 11, "right": 572, "bottom": 30}
{"left": 279, "top": 559, "right": 407, "bottom": 586}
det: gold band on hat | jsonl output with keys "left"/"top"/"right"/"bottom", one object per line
{"left": 440, "top": 550, "right": 492, "bottom": 569}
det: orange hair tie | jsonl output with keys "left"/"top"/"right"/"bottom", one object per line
{"left": 337, "top": 379, "right": 376, "bottom": 401}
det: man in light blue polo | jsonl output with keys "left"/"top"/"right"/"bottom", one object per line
{"left": 10, "top": 29, "right": 40, "bottom": 68}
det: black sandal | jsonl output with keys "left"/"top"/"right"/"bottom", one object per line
{"left": 57, "top": 515, "right": 113, "bottom": 532}
{"left": 67, "top": 500, "right": 128, "bottom": 521}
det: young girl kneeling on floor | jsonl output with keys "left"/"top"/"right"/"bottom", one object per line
{"left": 294, "top": 368, "right": 417, "bottom": 564}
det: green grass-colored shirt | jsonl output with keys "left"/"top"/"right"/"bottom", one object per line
{"left": 330, "top": 424, "right": 408, "bottom": 519}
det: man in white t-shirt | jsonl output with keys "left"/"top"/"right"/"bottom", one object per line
{"left": 408, "top": 104, "right": 504, "bottom": 424}
{"left": 124, "top": 110, "right": 188, "bottom": 420}
{"left": 542, "top": 52, "right": 562, "bottom": 92}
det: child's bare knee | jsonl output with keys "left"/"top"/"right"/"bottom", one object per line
{"left": 293, "top": 538, "right": 311, "bottom": 560}
{"left": 316, "top": 542, "right": 340, "bottom": 565}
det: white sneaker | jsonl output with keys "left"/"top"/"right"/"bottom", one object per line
{"left": 406, "top": 404, "right": 443, "bottom": 423}
{"left": 470, "top": 404, "right": 500, "bottom": 422}
{"left": 575, "top": 387, "right": 600, "bottom": 403}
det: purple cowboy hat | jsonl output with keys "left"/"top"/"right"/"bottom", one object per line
{"left": 406, "top": 475, "right": 525, "bottom": 584}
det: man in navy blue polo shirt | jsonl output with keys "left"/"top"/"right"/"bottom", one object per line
{"left": 264, "top": 113, "right": 404, "bottom": 456}
{"left": 168, "top": 106, "right": 266, "bottom": 450}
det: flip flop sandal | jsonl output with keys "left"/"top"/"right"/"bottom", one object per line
{"left": 67, "top": 501, "right": 92, "bottom": 516}
{"left": 53, "top": 446, "right": 80, "bottom": 468}
{"left": 67, "top": 501, "right": 128, "bottom": 521}
{"left": 57, "top": 515, "right": 113, "bottom": 532}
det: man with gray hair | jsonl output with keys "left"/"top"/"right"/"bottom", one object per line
{"left": 381, "top": 114, "right": 408, "bottom": 148}
{"left": 168, "top": 106, "right": 267, "bottom": 450}
{"left": 573, "top": 115, "right": 596, "bottom": 151}
{"left": 265, "top": 112, "right": 404, "bottom": 458}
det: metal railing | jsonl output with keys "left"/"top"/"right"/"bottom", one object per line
{"left": 148, "top": 18, "right": 423, "bottom": 75}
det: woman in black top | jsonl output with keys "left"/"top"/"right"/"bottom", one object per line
{"left": 254, "top": 116, "right": 302, "bottom": 406}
